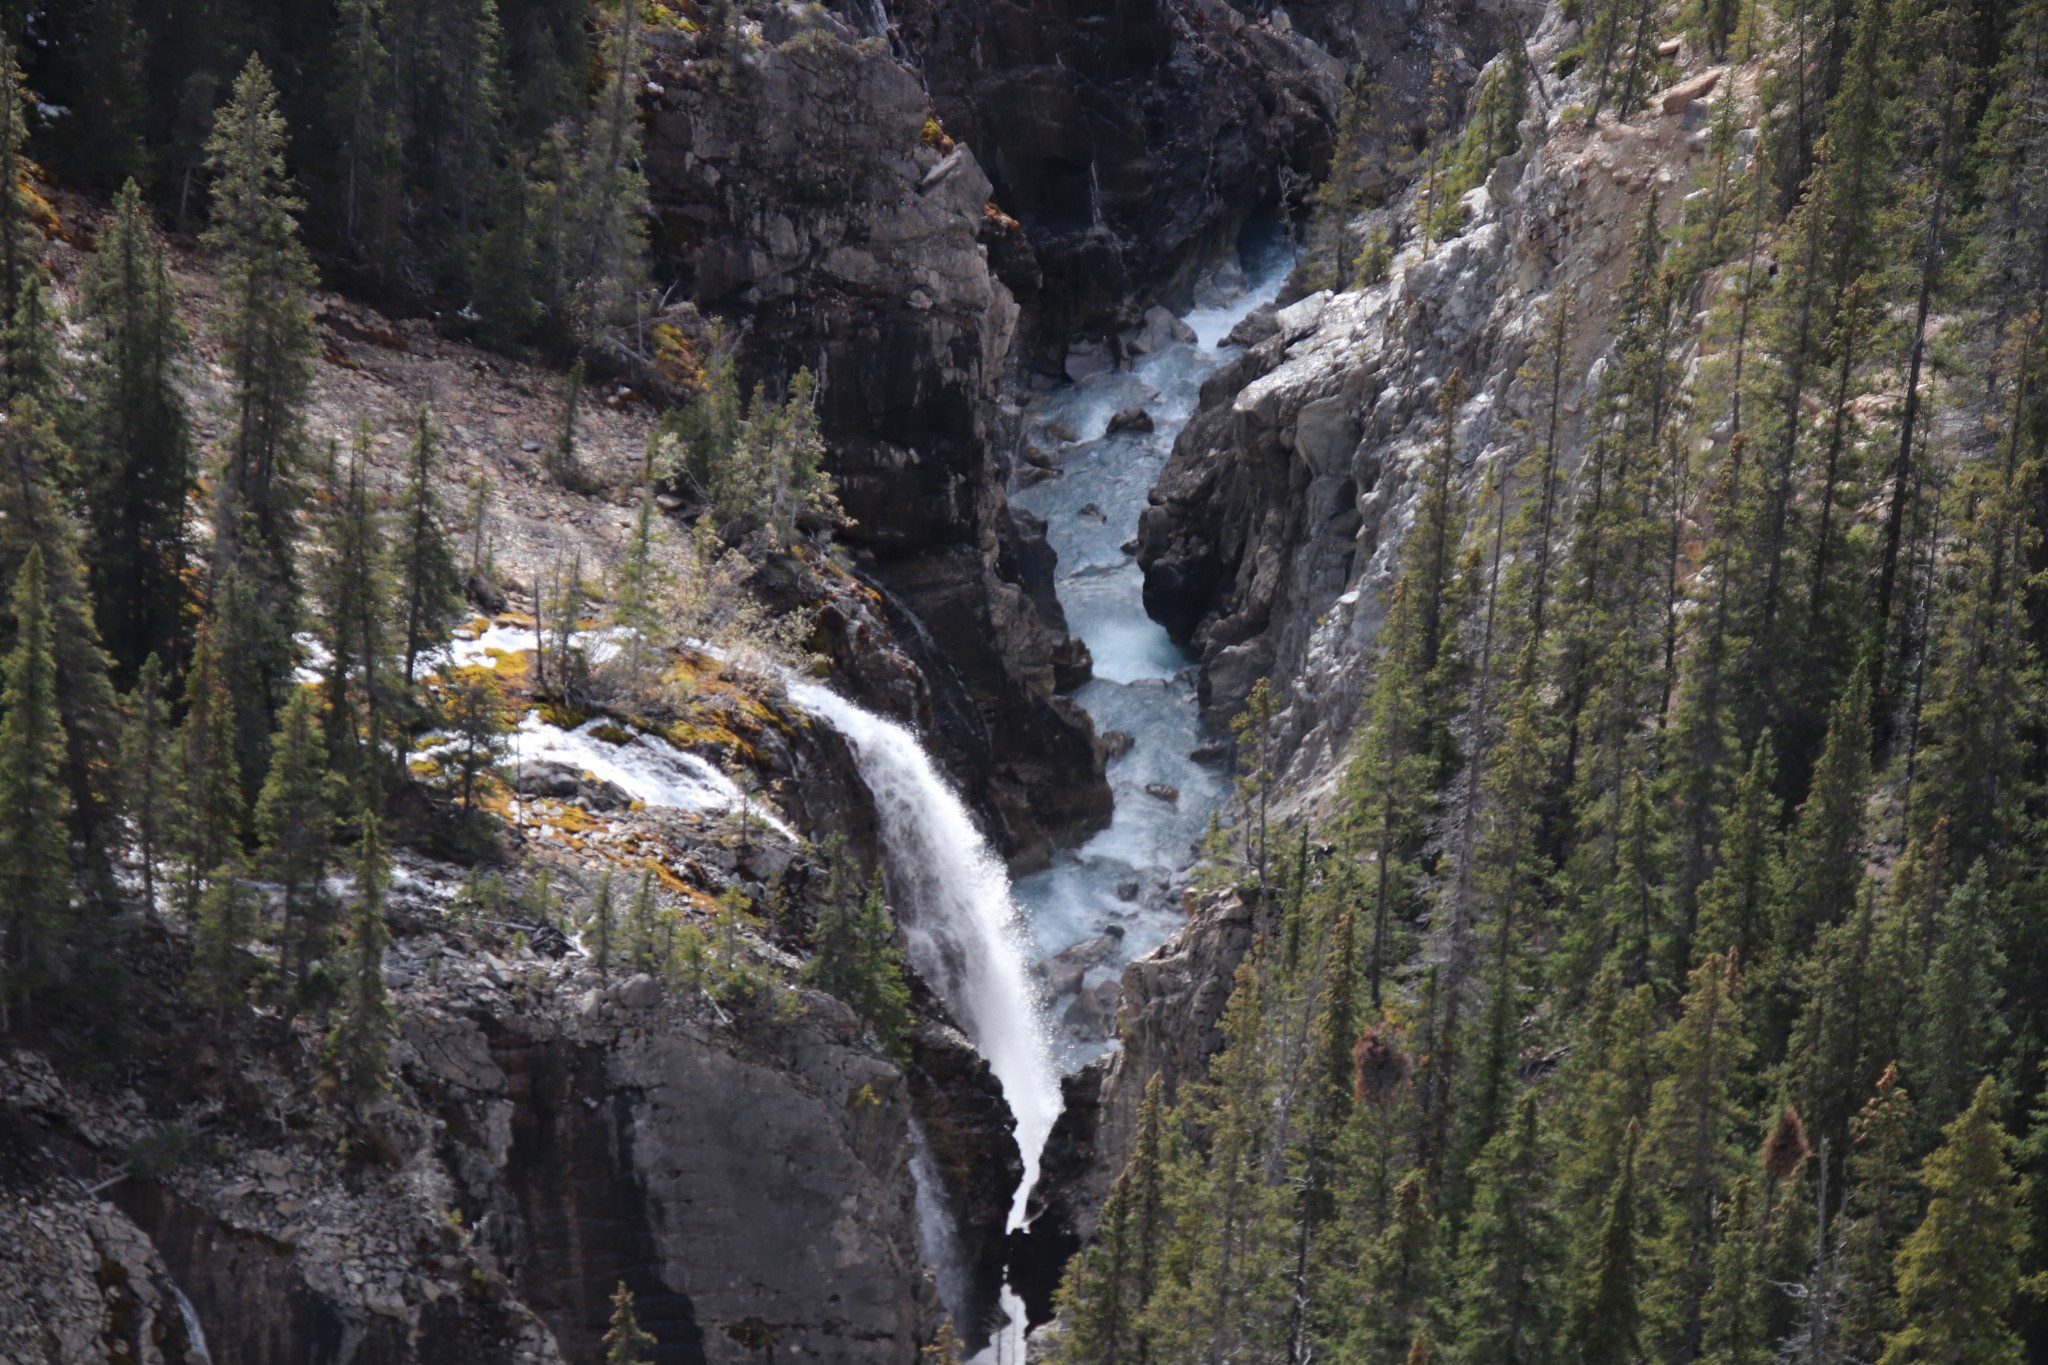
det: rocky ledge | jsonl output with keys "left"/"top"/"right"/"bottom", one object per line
{"left": 1140, "top": 14, "right": 1740, "bottom": 794}
{"left": 1008, "top": 887, "right": 1257, "bottom": 1322}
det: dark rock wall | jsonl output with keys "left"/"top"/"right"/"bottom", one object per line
{"left": 641, "top": 27, "right": 1111, "bottom": 867}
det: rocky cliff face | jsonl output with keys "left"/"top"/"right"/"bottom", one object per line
{"left": 0, "top": 652, "right": 1041, "bottom": 1363}
{"left": 0, "top": 892, "right": 946, "bottom": 1365}
{"left": 635, "top": 0, "right": 1500, "bottom": 865}
{"left": 1017, "top": 7, "right": 1745, "bottom": 1315}
{"left": 1010, "top": 888, "right": 1256, "bottom": 1321}
{"left": 642, "top": 21, "right": 1111, "bottom": 869}
{"left": 893, "top": 0, "right": 1489, "bottom": 365}
{"left": 1141, "top": 9, "right": 1736, "bottom": 798}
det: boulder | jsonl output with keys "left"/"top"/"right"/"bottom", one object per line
{"left": 1131, "top": 305, "right": 1198, "bottom": 354}
{"left": 1659, "top": 67, "right": 1725, "bottom": 114}
{"left": 1106, "top": 404, "right": 1155, "bottom": 436}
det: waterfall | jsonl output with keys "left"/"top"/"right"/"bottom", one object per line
{"left": 786, "top": 680, "right": 1058, "bottom": 1347}
{"left": 168, "top": 1282, "right": 214, "bottom": 1364}
{"left": 910, "top": 1120, "right": 975, "bottom": 1322}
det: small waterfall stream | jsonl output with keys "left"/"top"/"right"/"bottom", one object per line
{"left": 786, "top": 680, "right": 1060, "bottom": 1350}
{"left": 791, "top": 232, "right": 1291, "bottom": 1358}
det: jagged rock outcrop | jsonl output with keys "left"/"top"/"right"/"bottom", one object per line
{"left": 641, "top": 24, "right": 1111, "bottom": 869}
{"left": 906, "top": 1021, "right": 1024, "bottom": 1335}
{"left": 1009, "top": 888, "right": 1256, "bottom": 1322}
{"left": 1, "top": 925, "right": 946, "bottom": 1365}
{"left": 1141, "top": 19, "right": 1731, "bottom": 793}
{"left": 892, "top": 0, "right": 1491, "bottom": 363}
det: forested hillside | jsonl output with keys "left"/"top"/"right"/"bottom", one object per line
{"left": 1052, "top": 0, "right": 2048, "bottom": 1356}
{"left": 1, "top": 0, "right": 2046, "bottom": 1357}
{"left": 13, "top": 0, "right": 653, "bottom": 359}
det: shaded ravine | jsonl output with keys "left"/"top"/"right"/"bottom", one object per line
{"left": 785, "top": 235, "right": 1291, "bottom": 1358}
{"left": 1011, "top": 237, "right": 1294, "bottom": 1070}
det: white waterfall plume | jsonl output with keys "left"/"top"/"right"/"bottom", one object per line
{"left": 786, "top": 681, "right": 1061, "bottom": 1205}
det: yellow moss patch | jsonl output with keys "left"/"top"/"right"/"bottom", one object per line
{"left": 538, "top": 700, "right": 589, "bottom": 731}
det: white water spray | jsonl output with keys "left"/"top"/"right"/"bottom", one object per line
{"left": 910, "top": 1119, "right": 976, "bottom": 1319}
{"left": 169, "top": 1283, "right": 214, "bottom": 1364}
{"left": 786, "top": 680, "right": 1058, "bottom": 1350}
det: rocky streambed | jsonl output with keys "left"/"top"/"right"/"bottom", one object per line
{"left": 1011, "top": 232, "right": 1293, "bottom": 1070}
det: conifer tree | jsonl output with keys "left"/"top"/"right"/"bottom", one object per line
{"left": 327, "top": 811, "right": 396, "bottom": 1106}
{"left": 205, "top": 56, "right": 319, "bottom": 783}
{"left": 1642, "top": 951, "right": 1752, "bottom": 1358}
{"left": 1341, "top": 369, "right": 1473, "bottom": 1007}
{"left": 624, "top": 868, "right": 662, "bottom": 976}
{"left": 1909, "top": 862, "right": 2007, "bottom": 1130}
{"left": 1692, "top": 734, "right": 1781, "bottom": 965}
{"left": 0, "top": 547, "right": 75, "bottom": 1027}
{"left": 122, "top": 654, "right": 178, "bottom": 912}
{"left": 440, "top": 671, "right": 507, "bottom": 815}
{"left": 0, "top": 397, "right": 126, "bottom": 900}
{"left": 317, "top": 430, "right": 396, "bottom": 788}
{"left": 74, "top": 181, "right": 195, "bottom": 686}
{"left": 1785, "top": 880, "right": 1907, "bottom": 1155}
{"left": 803, "top": 849, "right": 913, "bottom": 1055}
{"left": 1768, "top": 665, "right": 1872, "bottom": 965}
{"left": 1554, "top": 977, "right": 1659, "bottom": 1229}
{"left": 1553, "top": 197, "right": 1677, "bottom": 797}
{"left": 1912, "top": 416, "right": 2044, "bottom": 872}
{"left": 1838, "top": 1063, "right": 1914, "bottom": 1363}
{"left": 1880, "top": 1078, "right": 2027, "bottom": 1365}
{"left": 187, "top": 857, "right": 258, "bottom": 1027}
{"left": 588, "top": 868, "right": 616, "bottom": 981}
{"left": 1145, "top": 960, "right": 1290, "bottom": 1363}
{"left": 547, "top": 357, "right": 587, "bottom": 488}
{"left": 1058, "top": 1075, "right": 1168, "bottom": 1364}
{"left": 471, "top": 158, "right": 540, "bottom": 348}
{"left": 2, "top": 272, "right": 60, "bottom": 409}
{"left": 604, "top": 1280, "right": 657, "bottom": 1365}
{"left": 532, "top": 0, "right": 649, "bottom": 355}
{"left": 1750, "top": 0, "right": 1899, "bottom": 733}
{"left": 1335, "top": 1166, "right": 1443, "bottom": 1364}
{"left": 256, "top": 687, "right": 337, "bottom": 988}
{"left": 177, "top": 622, "right": 245, "bottom": 913}
{"left": 1514, "top": 287, "right": 1576, "bottom": 650}
{"left": 331, "top": 0, "right": 403, "bottom": 282}
{"left": 611, "top": 493, "right": 671, "bottom": 692}
{"left": 1871, "top": 0, "right": 1974, "bottom": 696}
{"left": 1447, "top": 1091, "right": 1557, "bottom": 1365}
{"left": 392, "top": 406, "right": 465, "bottom": 688}
{"left": 1697, "top": 1177, "right": 1771, "bottom": 1365}
{"left": 1563, "top": 1120, "right": 1643, "bottom": 1365}
{"left": 0, "top": 33, "right": 41, "bottom": 337}
{"left": 31, "top": 0, "right": 148, "bottom": 192}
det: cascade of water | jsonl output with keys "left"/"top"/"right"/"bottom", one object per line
{"left": 169, "top": 1283, "right": 214, "bottom": 1364}
{"left": 785, "top": 677, "right": 1060, "bottom": 1209}
{"left": 788, "top": 235, "right": 1290, "bottom": 1358}
{"left": 910, "top": 1119, "right": 976, "bottom": 1325}
{"left": 1010, "top": 236, "right": 1295, "bottom": 1067}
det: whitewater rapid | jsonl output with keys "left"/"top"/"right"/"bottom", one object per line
{"left": 1010, "top": 238, "right": 1293, "bottom": 1068}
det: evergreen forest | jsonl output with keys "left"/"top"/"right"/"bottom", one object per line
{"left": 0, "top": 0, "right": 2046, "bottom": 1359}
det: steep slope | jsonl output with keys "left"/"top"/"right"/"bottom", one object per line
{"left": 1141, "top": 11, "right": 1734, "bottom": 798}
